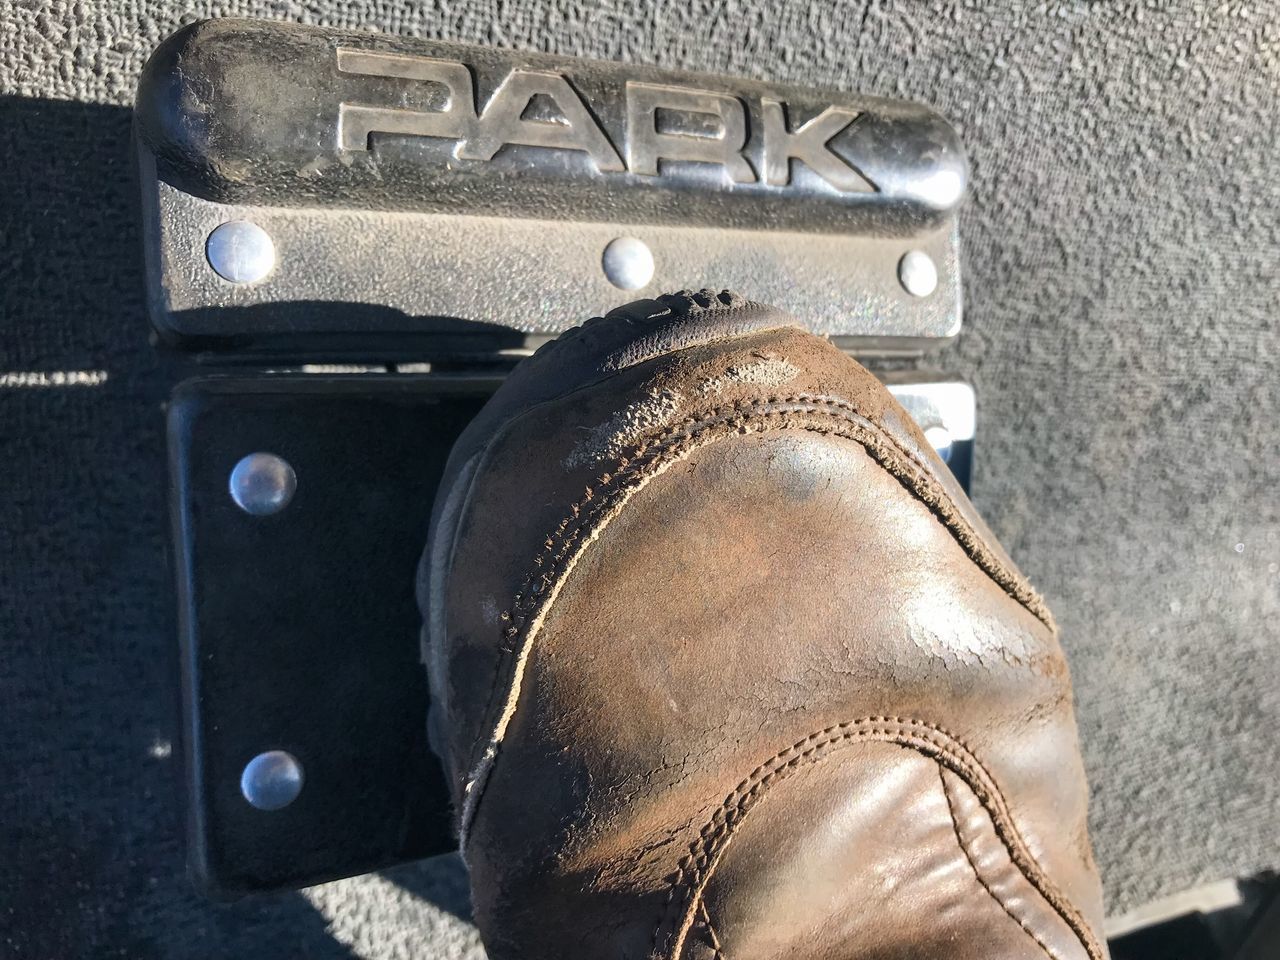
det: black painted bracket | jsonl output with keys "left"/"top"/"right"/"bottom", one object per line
{"left": 169, "top": 375, "right": 494, "bottom": 895}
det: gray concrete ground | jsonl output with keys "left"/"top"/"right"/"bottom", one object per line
{"left": 2, "top": 1, "right": 1278, "bottom": 957}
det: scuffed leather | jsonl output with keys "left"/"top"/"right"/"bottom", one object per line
{"left": 421, "top": 292, "right": 1108, "bottom": 960}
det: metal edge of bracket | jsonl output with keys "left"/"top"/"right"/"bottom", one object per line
{"left": 141, "top": 180, "right": 962, "bottom": 359}
{"left": 884, "top": 373, "right": 976, "bottom": 492}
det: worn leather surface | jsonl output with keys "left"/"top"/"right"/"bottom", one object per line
{"left": 424, "top": 292, "right": 1109, "bottom": 959}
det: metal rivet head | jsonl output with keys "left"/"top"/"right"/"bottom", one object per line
{"left": 229, "top": 452, "right": 296, "bottom": 516}
{"left": 240, "top": 751, "right": 304, "bottom": 811}
{"left": 924, "top": 424, "right": 954, "bottom": 463}
{"left": 898, "top": 250, "right": 938, "bottom": 298}
{"left": 207, "top": 220, "right": 276, "bottom": 284}
{"left": 602, "top": 237, "right": 655, "bottom": 290}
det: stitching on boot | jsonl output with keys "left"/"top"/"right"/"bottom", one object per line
{"left": 695, "top": 901, "right": 726, "bottom": 960}
{"left": 939, "top": 765, "right": 1062, "bottom": 960}
{"left": 458, "top": 397, "right": 1056, "bottom": 847}
{"left": 650, "top": 717, "right": 1104, "bottom": 960}
{"left": 534, "top": 289, "right": 742, "bottom": 362}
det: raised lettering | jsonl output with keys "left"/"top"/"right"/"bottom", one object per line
{"left": 625, "top": 82, "right": 754, "bottom": 183}
{"left": 458, "top": 69, "right": 624, "bottom": 171}
{"left": 761, "top": 99, "right": 873, "bottom": 193}
{"left": 333, "top": 49, "right": 879, "bottom": 196}
{"left": 336, "top": 49, "right": 476, "bottom": 151}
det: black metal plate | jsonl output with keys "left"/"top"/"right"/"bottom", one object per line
{"left": 167, "top": 369, "right": 970, "bottom": 897}
{"left": 168, "top": 375, "right": 494, "bottom": 896}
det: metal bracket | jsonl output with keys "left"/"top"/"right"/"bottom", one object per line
{"left": 136, "top": 19, "right": 967, "bottom": 361}
{"left": 167, "top": 371, "right": 975, "bottom": 896}
{"left": 885, "top": 375, "right": 975, "bottom": 493}
{"left": 142, "top": 18, "right": 980, "bottom": 897}
{"left": 170, "top": 375, "right": 494, "bottom": 895}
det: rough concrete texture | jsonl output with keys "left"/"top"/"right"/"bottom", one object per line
{"left": 1, "top": 1, "right": 1278, "bottom": 957}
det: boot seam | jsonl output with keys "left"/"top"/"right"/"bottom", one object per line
{"left": 695, "top": 901, "right": 727, "bottom": 960}
{"left": 939, "top": 764, "right": 1063, "bottom": 960}
{"left": 649, "top": 717, "right": 1103, "bottom": 960}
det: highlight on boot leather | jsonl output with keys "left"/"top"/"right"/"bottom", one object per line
{"left": 420, "top": 290, "right": 1108, "bottom": 960}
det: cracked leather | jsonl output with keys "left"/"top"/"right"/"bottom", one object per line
{"left": 420, "top": 291, "right": 1109, "bottom": 960}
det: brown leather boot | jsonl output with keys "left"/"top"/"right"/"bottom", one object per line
{"left": 421, "top": 291, "right": 1109, "bottom": 960}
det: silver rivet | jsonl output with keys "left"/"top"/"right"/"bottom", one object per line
{"left": 240, "top": 751, "right": 304, "bottom": 811}
{"left": 229, "top": 452, "right": 296, "bottom": 516}
{"left": 602, "top": 237, "right": 654, "bottom": 290}
{"left": 924, "top": 425, "right": 954, "bottom": 463}
{"left": 898, "top": 250, "right": 938, "bottom": 298}
{"left": 207, "top": 220, "right": 276, "bottom": 284}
